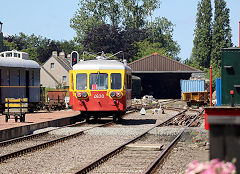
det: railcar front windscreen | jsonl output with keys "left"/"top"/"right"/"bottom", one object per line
{"left": 76, "top": 73, "right": 87, "bottom": 90}
{"left": 90, "top": 73, "right": 108, "bottom": 90}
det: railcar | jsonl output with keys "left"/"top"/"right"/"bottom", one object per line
{"left": 0, "top": 50, "right": 40, "bottom": 113}
{"left": 69, "top": 57, "right": 132, "bottom": 122}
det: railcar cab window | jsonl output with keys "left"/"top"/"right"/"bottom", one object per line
{"left": 90, "top": 73, "right": 108, "bottom": 90}
{"left": 111, "top": 73, "right": 121, "bottom": 89}
{"left": 76, "top": 73, "right": 87, "bottom": 90}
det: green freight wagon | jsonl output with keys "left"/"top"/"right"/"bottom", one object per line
{"left": 221, "top": 48, "right": 240, "bottom": 105}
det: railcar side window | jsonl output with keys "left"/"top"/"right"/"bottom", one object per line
{"left": 76, "top": 73, "right": 87, "bottom": 90}
{"left": 6, "top": 53, "right": 12, "bottom": 57}
{"left": 90, "top": 73, "right": 108, "bottom": 90}
{"left": 70, "top": 73, "right": 74, "bottom": 90}
{"left": 127, "top": 74, "right": 131, "bottom": 89}
{"left": 111, "top": 73, "right": 121, "bottom": 89}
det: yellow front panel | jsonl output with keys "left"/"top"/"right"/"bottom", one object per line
{"left": 70, "top": 69, "right": 126, "bottom": 98}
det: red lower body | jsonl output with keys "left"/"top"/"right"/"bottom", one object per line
{"left": 70, "top": 91, "right": 130, "bottom": 112}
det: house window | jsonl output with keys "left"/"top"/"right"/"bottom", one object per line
{"left": 50, "top": 63, "right": 54, "bottom": 69}
{"left": 62, "top": 76, "right": 67, "bottom": 82}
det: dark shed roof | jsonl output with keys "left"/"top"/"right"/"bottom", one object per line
{"left": 128, "top": 54, "right": 201, "bottom": 73}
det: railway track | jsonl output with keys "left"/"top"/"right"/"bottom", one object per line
{"left": 0, "top": 100, "right": 204, "bottom": 173}
{"left": 0, "top": 99, "right": 176, "bottom": 147}
{"left": 0, "top": 120, "right": 114, "bottom": 163}
{"left": 73, "top": 109, "right": 195, "bottom": 173}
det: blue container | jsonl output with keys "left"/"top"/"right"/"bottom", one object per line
{"left": 180, "top": 80, "right": 205, "bottom": 99}
{"left": 215, "top": 78, "right": 222, "bottom": 106}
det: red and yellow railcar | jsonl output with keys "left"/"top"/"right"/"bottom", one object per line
{"left": 69, "top": 58, "right": 132, "bottom": 122}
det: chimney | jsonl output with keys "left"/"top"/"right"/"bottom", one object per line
{"left": 59, "top": 51, "right": 65, "bottom": 59}
{"left": 52, "top": 51, "right": 57, "bottom": 58}
{"left": 67, "top": 54, "right": 71, "bottom": 61}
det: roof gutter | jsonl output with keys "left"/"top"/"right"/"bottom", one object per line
{"left": 132, "top": 71, "right": 202, "bottom": 74}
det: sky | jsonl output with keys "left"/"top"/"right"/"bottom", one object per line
{"left": 0, "top": 0, "right": 240, "bottom": 61}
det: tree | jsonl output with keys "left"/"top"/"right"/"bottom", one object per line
{"left": 82, "top": 24, "right": 123, "bottom": 54}
{"left": 146, "top": 17, "right": 180, "bottom": 59}
{"left": 132, "top": 40, "right": 168, "bottom": 60}
{"left": 81, "top": 24, "right": 148, "bottom": 61}
{"left": 70, "top": 0, "right": 161, "bottom": 40}
{"left": 70, "top": 0, "right": 121, "bottom": 42}
{"left": 210, "top": 0, "right": 232, "bottom": 78}
{"left": 191, "top": 0, "right": 212, "bottom": 70}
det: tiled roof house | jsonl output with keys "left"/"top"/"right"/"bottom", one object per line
{"left": 40, "top": 51, "right": 72, "bottom": 88}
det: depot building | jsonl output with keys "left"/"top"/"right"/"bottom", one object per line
{"left": 128, "top": 53, "right": 202, "bottom": 99}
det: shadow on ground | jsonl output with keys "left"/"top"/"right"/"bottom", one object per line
{"left": 120, "top": 119, "right": 156, "bottom": 125}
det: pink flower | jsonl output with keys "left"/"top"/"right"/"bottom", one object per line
{"left": 185, "top": 159, "right": 236, "bottom": 174}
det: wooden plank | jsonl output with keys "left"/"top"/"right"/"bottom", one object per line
{"left": 5, "top": 108, "right": 28, "bottom": 113}
{"left": 126, "top": 144, "right": 164, "bottom": 151}
{"left": 5, "top": 103, "right": 28, "bottom": 108}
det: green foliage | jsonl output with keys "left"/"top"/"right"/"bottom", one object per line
{"left": 146, "top": 17, "right": 180, "bottom": 59}
{"left": 71, "top": 0, "right": 180, "bottom": 61}
{"left": 21, "top": 47, "right": 39, "bottom": 62}
{"left": 191, "top": 0, "right": 212, "bottom": 69}
{"left": 3, "top": 33, "right": 81, "bottom": 64}
{"left": 70, "top": 0, "right": 116, "bottom": 42}
{"left": 132, "top": 40, "right": 168, "bottom": 61}
{"left": 71, "top": 0, "right": 161, "bottom": 40}
{"left": 190, "top": 0, "right": 232, "bottom": 80}
{"left": 3, "top": 40, "right": 18, "bottom": 50}
{"left": 210, "top": 0, "right": 232, "bottom": 71}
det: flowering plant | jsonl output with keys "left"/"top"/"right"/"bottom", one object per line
{"left": 186, "top": 159, "right": 236, "bottom": 174}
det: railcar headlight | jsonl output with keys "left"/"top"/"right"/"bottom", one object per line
{"left": 81, "top": 92, "right": 88, "bottom": 98}
{"left": 110, "top": 91, "right": 116, "bottom": 97}
{"left": 76, "top": 92, "right": 82, "bottom": 98}
{"left": 116, "top": 91, "right": 122, "bottom": 97}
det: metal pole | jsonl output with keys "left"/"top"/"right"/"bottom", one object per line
{"left": 239, "top": 20, "right": 240, "bottom": 48}
{"left": 210, "top": 66, "right": 212, "bottom": 106}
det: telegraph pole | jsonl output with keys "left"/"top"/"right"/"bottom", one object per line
{"left": 0, "top": 21, "right": 3, "bottom": 52}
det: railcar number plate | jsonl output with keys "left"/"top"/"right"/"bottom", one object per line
{"left": 93, "top": 94, "right": 105, "bottom": 98}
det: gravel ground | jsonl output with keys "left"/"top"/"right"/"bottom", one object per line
{"left": 0, "top": 109, "right": 175, "bottom": 174}
{"left": 0, "top": 134, "right": 135, "bottom": 174}
{"left": 0, "top": 104, "right": 208, "bottom": 173}
{"left": 155, "top": 141, "right": 209, "bottom": 173}
{"left": 153, "top": 118, "right": 209, "bottom": 173}
{"left": 0, "top": 127, "right": 95, "bottom": 156}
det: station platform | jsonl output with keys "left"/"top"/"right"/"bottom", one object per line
{"left": 0, "top": 110, "right": 80, "bottom": 141}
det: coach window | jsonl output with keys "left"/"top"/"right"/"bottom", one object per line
{"left": 31, "top": 71, "right": 34, "bottom": 86}
{"left": 76, "top": 73, "right": 87, "bottom": 90}
{"left": 111, "top": 73, "right": 121, "bottom": 89}
{"left": 17, "top": 70, "right": 20, "bottom": 85}
{"left": 7, "top": 70, "right": 10, "bottom": 86}
{"left": 90, "top": 73, "right": 108, "bottom": 90}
